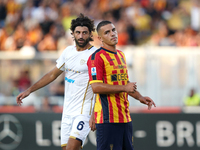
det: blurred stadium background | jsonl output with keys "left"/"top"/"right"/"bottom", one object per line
{"left": 0, "top": 0, "right": 200, "bottom": 150}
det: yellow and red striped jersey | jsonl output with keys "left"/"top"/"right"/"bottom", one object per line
{"left": 87, "top": 47, "right": 132, "bottom": 124}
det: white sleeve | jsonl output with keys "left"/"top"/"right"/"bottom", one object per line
{"left": 56, "top": 48, "right": 67, "bottom": 71}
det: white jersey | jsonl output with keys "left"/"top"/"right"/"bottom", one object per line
{"left": 56, "top": 45, "right": 97, "bottom": 117}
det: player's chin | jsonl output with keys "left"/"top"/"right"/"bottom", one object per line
{"left": 112, "top": 39, "right": 118, "bottom": 44}
{"left": 78, "top": 43, "right": 87, "bottom": 48}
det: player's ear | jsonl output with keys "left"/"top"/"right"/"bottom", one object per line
{"left": 98, "top": 36, "right": 102, "bottom": 42}
{"left": 89, "top": 34, "right": 94, "bottom": 41}
{"left": 90, "top": 33, "right": 94, "bottom": 39}
{"left": 90, "top": 32, "right": 93, "bottom": 37}
{"left": 71, "top": 32, "right": 75, "bottom": 40}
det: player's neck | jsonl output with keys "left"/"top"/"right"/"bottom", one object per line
{"left": 76, "top": 43, "right": 92, "bottom": 51}
{"left": 102, "top": 44, "right": 116, "bottom": 52}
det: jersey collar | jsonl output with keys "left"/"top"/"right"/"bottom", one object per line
{"left": 101, "top": 47, "right": 117, "bottom": 54}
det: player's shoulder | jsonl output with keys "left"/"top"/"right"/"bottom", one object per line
{"left": 61, "top": 45, "right": 75, "bottom": 52}
{"left": 117, "top": 49, "right": 125, "bottom": 55}
{"left": 89, "top": 47, "right": 104, "bottom": 60}
{"left": 87, "top": 46, "right": 98, "bottom": 55}
{"left": 65, "top": 45, "right": 76, "bottom": 51}
{"left": 88, "top": 45, "right": 97, "bottom": 51}
{"left": 116, "top": 49, "right": 123, "bottom": 53}
{"left": 60, "top": 45, "right": 75, "bottom": 55}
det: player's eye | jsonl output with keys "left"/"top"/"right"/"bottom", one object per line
{"left": 105, "top": 31, "right": 109, "bottom": 34}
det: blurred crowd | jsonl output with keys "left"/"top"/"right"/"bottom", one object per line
{"left": 1, "top": 0, "right": 200, "bottom": 111}
{"left": 1, "top": 0, "right": 200, "bottom": 53}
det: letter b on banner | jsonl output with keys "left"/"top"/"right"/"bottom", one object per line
{"left": 156, "top": 121, "right": 175, "bottom": 147}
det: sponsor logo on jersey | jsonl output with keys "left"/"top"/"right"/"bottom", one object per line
{"left": 111, "top": 73, "right": 128, "bottom": 82}
{"left": 91, "top": 67, "right": 96, "bottom": 76}
{"left": 65, "top": 77, "right": 75, "bottom": 83}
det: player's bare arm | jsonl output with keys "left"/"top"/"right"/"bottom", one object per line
{"left": 89, "top": 109, "right": 96, "bottom": 131}
{"left": 128, "top": 91, "right": 156, "bottom": 110}
{"left": 16, "top": 67, "right": 63, "bottom": 106}
{"left": 89, "top": 94, "right": 96, "bottom": 132}
{"left": 91, "top": 82, "right": 137, "bottom": 94}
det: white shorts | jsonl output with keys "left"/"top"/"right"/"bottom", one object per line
{"left": 61, "top": 114, "right": 91, "bottom": 147}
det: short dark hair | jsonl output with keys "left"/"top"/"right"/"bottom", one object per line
{"left": 70, "top": 13, "right": 95, "bottom": 33}
{"left": 96, "top": 20, "right": 112, "bottom": 33}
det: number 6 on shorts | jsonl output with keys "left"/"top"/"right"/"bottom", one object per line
{"left": 77, "top": 121, "right": 85, "bottom": 130}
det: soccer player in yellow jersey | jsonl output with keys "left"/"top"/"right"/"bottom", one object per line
{"left": 87, "top": 20, "right": 156, "bottom": 150}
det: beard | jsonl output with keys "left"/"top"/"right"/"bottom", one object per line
{"left": 74, "top": 37, "right": 90, "bottom": 48}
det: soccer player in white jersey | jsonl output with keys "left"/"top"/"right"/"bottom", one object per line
{"left": 16, "top": 14, "right": 97, "bottom": 150}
